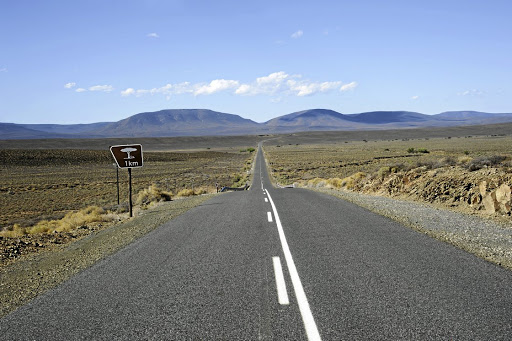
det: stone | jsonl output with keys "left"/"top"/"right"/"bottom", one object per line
{"left": 479, "top": 181, "right": 487, "bottom": 196}
{"left": 482, "top": 192, "right": 499, "bottom": 214}
{"left": 495, "top": 184, "right": 511, "bottom": 204}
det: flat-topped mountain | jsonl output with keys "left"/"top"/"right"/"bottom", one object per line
{"left": 95, "top": 109, "right": 261, "bottom": 137}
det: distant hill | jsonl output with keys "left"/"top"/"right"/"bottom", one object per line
{"left": 347, "top": 111, "right": 429, "bottom": 123}
{"left": 435, "top": 111, "right": 512, "bottom": 125}
{"left": 264, "top": 109, "right": 361, "bottom": 131}
{"left": 94, "top": 109, "right": 262, "bottom": 137}
{"left": 264, "top": 109, "right": 512, "bottom": 132}
{"left": 19, "top": 122, "right": 112, "bottom": 135}
{"left": 0, "top": 123, "right": 70, "bottom": 139}
{"left": 2, "top": 108, "right": 512, "bottom": 139}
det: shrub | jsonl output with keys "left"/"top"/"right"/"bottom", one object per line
{"left": 177, "top": 189, "right": 195, "bottom": 197}
{"left": 0, "top": 206, "right": 108, "bottom": 237}
{"left": 407, "top": 147, "right": 429, "bottom": 154}
{"left": 136, "top": 185, "right": 172, "bottom": 206}
{"left": 378, "top": 166, "right": 391, "bottom": 178}
{"left": 458, "top": 156, "right": 472, "bottom": 165}
{"left": 466, "top": 155, "right": 507, "bottom": 171}
{"left": 439, "top": 156, "right": 456, "bottom": 167}
{"left": 326, "top": 178, "right": 343, "bottom": 188}
{"left": 341, "top": 172, "right": 366, "bottom": 189}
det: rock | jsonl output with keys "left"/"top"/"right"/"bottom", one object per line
{"left": 495, "top": 184, "right": 511, "bottom": 203}
{"left": 482, "top": 192, "right": 499, "bottom": 214}
{"left": 403, "top": 176, "right": 410, "bottom": 186}
{"left": 479, "top": 181, "right": 487, "bottom": 196}
{"left": 469, "top": 193, "right": 482, "bottom": 205}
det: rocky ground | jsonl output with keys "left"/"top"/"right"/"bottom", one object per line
{"left": 297, "top": 163, "right": 512, "bottom": 272}
{"left": 352, "top": 165, "right": 512, "bottom": 221}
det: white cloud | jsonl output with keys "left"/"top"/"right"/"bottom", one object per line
{"left": 0, "top": 68, "right": 7, "bottom": 73}
{"left": 64, "top": 82, "right": 76, "bottom": 89}
{"left": 458, "top": 89, "right": 484, "bottom": 97}
{"left": 75, "top": 88, "right": 87, "bottom": 93}
{"left": 236, "top": 71, "right": 291, "bottom": 96}
{"left": 340, "top": 82, "right": 357, "bottom": 91}
{"left": 291, "top": 30, "right": 303, "bottom": 39}
{"left": 147, "top": 32, "right": 159, "bottom": 38}
{"left": 193, "top": 79, "right": 239, "bottom": 95}
{"left": 287, "top": 79, "right": 342, "bottom": 96}
{"left": 256, "top": 71, "right": 289, "bottom": 85}
{"left": 89, "top": 85, "right": 114, "bottom": 92}
{"left": 411, "top": 95, "right": 419, "bottom": 100}
{"left": 235, "top": 84, "right": 252, "bottom": 95}
{"left": 121, "top": 88, "right": 136, "bottom": 96}
{"left": 120, "top": 72, "right": 357, "bottom": 99}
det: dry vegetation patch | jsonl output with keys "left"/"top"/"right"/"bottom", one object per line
{"left": 264, "top": 135, "right": 512, "bottom": 220}
{"left": 0, "top": 148, "right": 255, "bottom": 265}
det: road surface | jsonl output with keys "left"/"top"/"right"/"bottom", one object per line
{"left": 1, "top": 146, "right": 511, "bottom": 340}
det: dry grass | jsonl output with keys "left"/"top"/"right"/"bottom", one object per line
{"left": 264, "top": 135, "right": 512, "bottom": 186}
{"left": 0, "top": 148, "right": 254, "bottom": 232}
{"left": 0, "top": 206, "right": 108, "bottom": 238}
{"left": 135, "top": 185, "right": 172, "bottom": 207}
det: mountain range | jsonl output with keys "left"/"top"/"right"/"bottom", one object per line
{"left": 2, "top": 108, "right": 512, "bottom": 139}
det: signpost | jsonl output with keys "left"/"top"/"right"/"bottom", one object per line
{"left": 110, "top": 144, "right": 143, "bottom": 217}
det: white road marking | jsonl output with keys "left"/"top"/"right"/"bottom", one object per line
{"left": 272, "top": 257, "right": 290, "bottom": 305}
{"left": 265, "top": 198, "right": 268, "bottom": 203}
{"left": 266, "top": 189, "right": 322, "bottom": 341}
{"left": 267, "top": 212, "right": 273, "bottom": 222}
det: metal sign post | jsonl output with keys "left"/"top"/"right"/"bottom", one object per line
{"left": 110, "top": 144, "right": 143, "bottom": 217}
{"left": 128, "top": 168, "right": 133, "bottom": 217}
{"left": 112, "top": 163, "right": 120, "bottom": 205}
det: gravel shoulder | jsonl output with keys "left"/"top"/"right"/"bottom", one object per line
{"left": 0, "top": 194, "right": 217, "bottom": 318}
{"left": 313, "top": 188, "right": 512, "bottom": 271}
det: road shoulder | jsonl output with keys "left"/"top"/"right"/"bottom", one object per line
{"left": 310, "top": 187, "right": 512, "bottom": 271}
{"left": 0, "top": 194, "right": 217, "bottom": 318}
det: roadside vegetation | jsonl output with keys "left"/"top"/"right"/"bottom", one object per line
{"left": 264, "top": 135, "right": 512, "bottom": 220}
{"left": 0, "top": 147, "right": 255, "bottom": 262}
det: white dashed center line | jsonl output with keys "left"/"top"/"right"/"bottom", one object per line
{"left": 267, "top": 211, "right": 273, "bottom": 222}
{"left": 266, "top": 189, "right": 322, "bottom": 341}
{"left": 272, "top": 256, "right": 290, "bottom": 305}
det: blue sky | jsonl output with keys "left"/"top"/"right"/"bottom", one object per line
{"left": 1, "top": 0, "right": 511, "bottom": 124}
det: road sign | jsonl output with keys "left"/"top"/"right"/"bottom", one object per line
{"left": 110, "top": 144, "right": 143, "bottom": 168}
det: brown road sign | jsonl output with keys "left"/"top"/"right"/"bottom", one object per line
{"left": 110, "top": 144, "right": 143, "bottom": 168}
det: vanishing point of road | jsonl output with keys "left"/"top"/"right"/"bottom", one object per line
{"left": 1, "top": 145, "right": 511, "bottom": 340}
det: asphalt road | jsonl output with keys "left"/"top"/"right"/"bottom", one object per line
{"left": 1, "top": 146, "right": 512, "bottom": 340}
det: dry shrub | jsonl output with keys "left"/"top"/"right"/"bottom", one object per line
{"left": 377, "top": 166, "right": 391, "bottom": 178}
{"left": 458, "top": 156, "right": 473, "bottom": 165}
{"left": 341, "top": 172, "right": 366, "bottom": 189}
{"left": 177, "top": 189, "right": 195, "bottom": 197}
{"left": 193, "top": 186, "right": 214, "bottom": 195}
{"left": 0, "top": 206, "right": 107, "bottom": 237}
{"left": 466, "top": 155, "right": 507, "bottom": 171}
{"left": 308, "top": 178, "right": 325, "bottom": 187}
{"left": 136, "top": 185, "right": 172, "bottom": 206}
{"left": 326, "top": 178, "right": 343, "bottom": 189}
{"left": 308, "top": 178, "right": 326, "bottom": 188}
{"left": 0, "top": 224, "right": 26, "bottom": 238}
